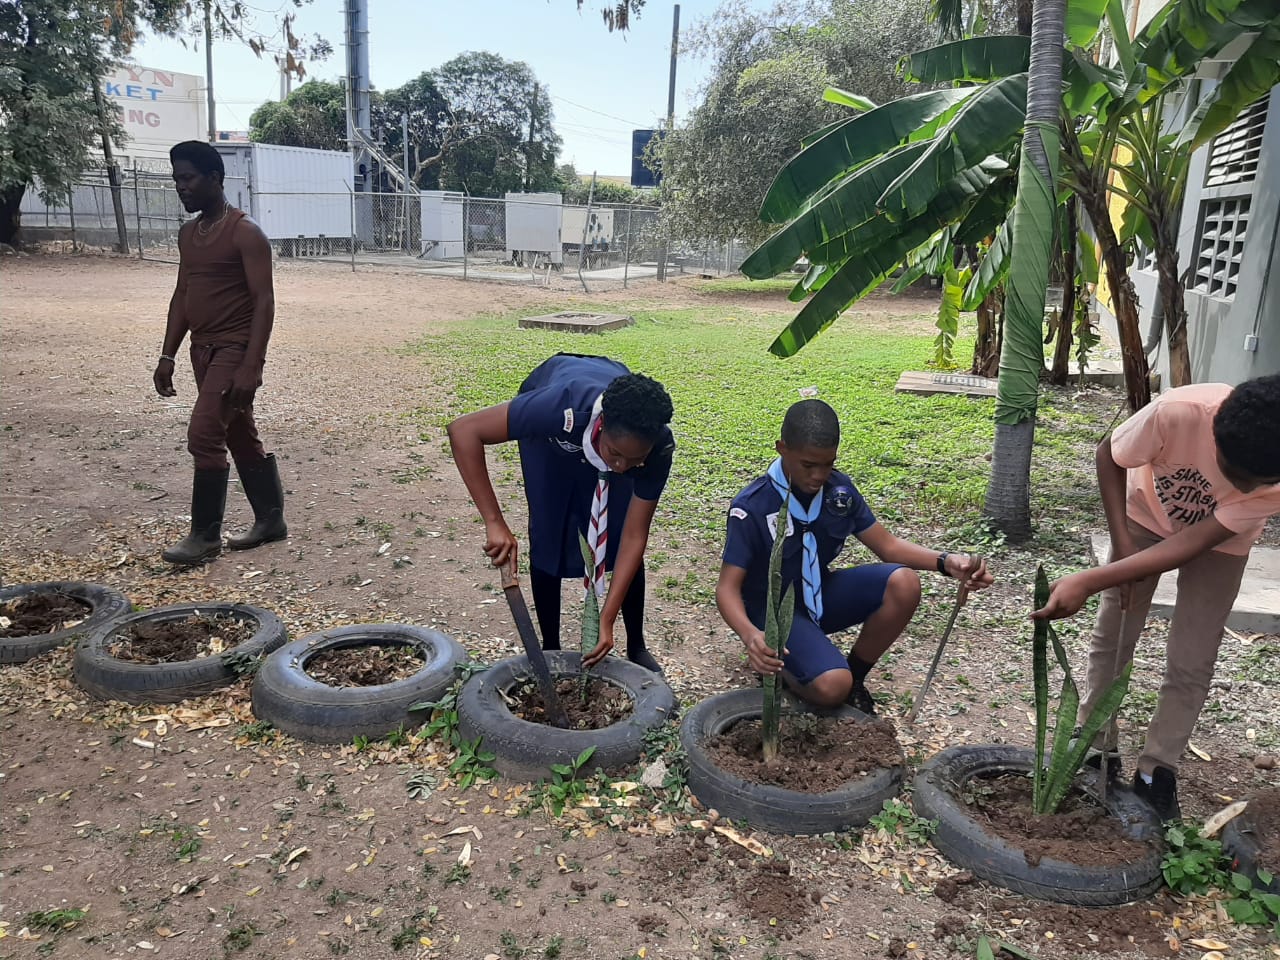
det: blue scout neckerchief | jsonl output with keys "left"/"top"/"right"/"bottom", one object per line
{"left": 766, "top": 457, "right": 823, "bottom": 622}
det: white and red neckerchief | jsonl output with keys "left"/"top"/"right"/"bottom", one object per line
{"left": 582, "top": 395, "right": 609, "bottom": 598}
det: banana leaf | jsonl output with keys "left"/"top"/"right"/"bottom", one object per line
{"left": 899, "top": 36, "right": 1030, "bottom": 83}
{"left": 823, "top": 87, "right": 877, "bottom": 111}
{"left": 877, "top": 74, "right": 1027, "bottom": 220}
{"left": 1066, "top": 0, "right": 1109, "bottom": 46}
{"left": 1178, "top": 23, "right": 1280, "bottom": 151}
{"left": 760, "top": 88, "right": 975, "bottom": 224}
{"left": 1138, "top": 0, "right": 1278, "bottom": 90}
{"left": 742, "top": 143, "right": 928, "bottom": 278}
{"left": 962, "top": 220, "right": 1013, "bottom": 311}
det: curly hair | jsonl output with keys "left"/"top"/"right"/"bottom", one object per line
{"left": 169, "top": 140, "right": 225, "bottom": 181}
{"left": 781, "top": 399, "right": 840, "bottom": 449}
{"left": 1214, "top": 374, "right": 1280, "bottom": 479}
{"left": 601, "top": 373, "right": 673, "bottom": 442}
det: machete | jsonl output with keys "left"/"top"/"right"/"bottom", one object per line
{"left": 500, "top": 558, "right": 570, "bottom": 729}
{"left": 906, "top": 558, "right": 981, "bottom": 724}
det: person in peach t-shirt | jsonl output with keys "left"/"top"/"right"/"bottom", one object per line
{"left": 1034, "top": 375, "right": 1280, "bottom": 819}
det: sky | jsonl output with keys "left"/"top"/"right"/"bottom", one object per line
{"left": 130, "top": 0, "right": 748, "bottom": 177}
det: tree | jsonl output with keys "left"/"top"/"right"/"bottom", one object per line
{"left": 429, "top": 52, "right": 561, "bottom": 196}
{"left": 979, "top": 0, "right": 1066, "bottom": 538}
{"left": 655, "top": 0, "right": 942, "bottom": 244}
{"left": 0, "top": 0, "right": 324, "bottom": 247}
{"left": 249, "top": 80, "right": 348, "bottom": 151}
{"left": 378, "top": 73, "right": 451, "bottom": 190}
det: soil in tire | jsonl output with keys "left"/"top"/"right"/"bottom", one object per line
{"left": 1, "top": 593, "right": 92, "bottom": 637}
{"left": 705, "top": 714, "right": 903, "bottom": 793}
{"left": 305, "top": 643, "right": 425, "bottom": 687}
{"left": 511, "top": 676, "right": 634, "bottom": 730}
{"left": 964, "top": 772, "right": 1151, "bottom": 867}
{"left": 108, "top": 615, "right": 255, "bottom": 664}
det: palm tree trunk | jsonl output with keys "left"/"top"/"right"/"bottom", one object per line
{"left": 982, "top": 0, "right": 1066, "bottom": 540}
{"left": 1156, "top": 246, "right": 1192, "bottom": 386}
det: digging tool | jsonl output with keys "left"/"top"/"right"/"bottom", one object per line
{"left": 906, "top": 560, "right": 981, "bottom": 724}
{"left": 499, "top": 557, "right": 570, "bottom": 729}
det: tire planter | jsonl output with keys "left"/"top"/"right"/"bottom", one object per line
{"left": 0, "top": 581, "right": 132, "bottom": 665}
{"left": 74, "top": 603, "right": 287, "bottom": 705}
{"left": 1222, "top": 795, "right": 1280, "bottom": 894}
{"left": 457, "top": 651, "right": 676, "bottom": 783}
{"left": 912, "top": 744, "right": 1164, "bottom": 906}
{"left": 252, "top": 624, "right": 467, "bottom": 743}
{"left": 680, "top": 688, "right": 903, "bottom": 835}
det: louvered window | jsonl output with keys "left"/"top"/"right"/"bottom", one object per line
{"left": 1205, "top": 97, "right": 1267, "bottom": 187}
{"left": 1192, "top": 197, "right": 1249, "bottom": 299}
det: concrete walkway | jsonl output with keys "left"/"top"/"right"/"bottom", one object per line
{"left": 1090, "top": 533, "right": 1280, "bottom": 633}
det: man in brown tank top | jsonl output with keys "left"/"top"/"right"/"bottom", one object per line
{"left": 153, "top": 141, "right": 287, "bottom": 564}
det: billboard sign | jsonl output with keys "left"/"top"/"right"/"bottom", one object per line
{"left": 103, "top": 65, "right": 207, "bottom": 159}
{"left": 631, "top": 129, "right": 662, "bottom": 188}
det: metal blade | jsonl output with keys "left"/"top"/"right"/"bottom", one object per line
{"left": 906, "top": 577, "right": 971, "bottom": 724}
{"left": 500, "top": 559, "right": 570, "bottom": 729}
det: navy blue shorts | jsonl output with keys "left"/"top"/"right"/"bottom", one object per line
{"left": 780, "top": 564, "right": 904, "bottom": 685}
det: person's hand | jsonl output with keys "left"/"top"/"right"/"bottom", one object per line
{"left": 583, "top": 616, "right": 615, "bottom": 668}
{"left": 224, "top": 363, "right": 261, "bottom": 411}
{"left": 744, "top": 629, "right": 786, "bottom": 676}
{"left": 1032, "top": 571, "right": 1095, "bottom": 620}
{"left": 153, "top": 358, "right": 176, "bottom": 397}
{"left": 484, "top": 520, "right": 517, "bottom": 567}
{"left": 945, "top": 553, "right": 993, "bottom": 593}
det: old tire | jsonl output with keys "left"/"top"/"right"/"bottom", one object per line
{"left": 0, "top": 581, "right": 132, "bottom": 665}
{"left": 912, "top": 744, "right": 1164, "bottom": 906}
{"left": 74, "top": 603, "right": 287, "bottom": 705}
{"left": 251, "top": 624, "right": 467, "bottom": 743}
{"left": 456, "top": 652, "right": 676, "bottom": 783}
{"left": 679, "top": 688, "right": 902, "bottom": 835}
{"left": 1223, "top": 796, "right": 1280, "bottom": 894}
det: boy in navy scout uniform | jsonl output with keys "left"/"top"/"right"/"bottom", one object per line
{"left": 717, "top": 399, "right": 992, "bottom": 712}
{"left": 448, "top": 354, "right": 674, "bottom": 672}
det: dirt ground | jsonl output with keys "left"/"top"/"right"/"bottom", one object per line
{"left": 2, "top": 254, "right": 1279, "bottom": 960}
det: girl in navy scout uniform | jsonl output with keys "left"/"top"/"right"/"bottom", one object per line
{"left": 716, "top": 399, "right": 992, "bottom": 712}
{"left": 448, "top": 354, "right": 675, "bottom": 672}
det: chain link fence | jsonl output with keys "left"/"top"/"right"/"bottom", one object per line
{"left": 20, "top": 177, "right": 747, "bottom": 291}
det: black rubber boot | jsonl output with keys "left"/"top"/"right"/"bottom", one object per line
{"left": 227, "top": 454, "right": 288, "bottom": 550}
{"left": 1133, "top": 765, "right": 1181, "bottom": 821}
{"left": 162, "top": 467, "right": 228, "bottom": 565}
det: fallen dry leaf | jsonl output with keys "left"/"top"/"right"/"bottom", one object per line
{"left": 1202, "top": 804, "right": 1247, "bottom": 839}
{"left": 1189, "top": 941, "right": 1230, "bottom": 951}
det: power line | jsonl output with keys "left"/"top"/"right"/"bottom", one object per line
{"left": 549, "top": 94, "right": 647, "bottom": 128}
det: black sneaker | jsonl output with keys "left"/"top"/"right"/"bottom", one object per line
{"left": 847, "top": 679, "right": 876, "bottom": 716}
{"left": 1133, "top": 765, "right": 1181, "bottom": 821}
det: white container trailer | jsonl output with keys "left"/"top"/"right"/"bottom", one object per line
{"left": 563, "top": 206, "right": 614, "bottom": 250}
{"left": 420, "top": 190, "right": 464, "bottom": 259}
{"left": 215, "top": 143, "right": 352, "bottom": 244}
{"left": 504, "top": 192, "right": 563, "bottom": 265}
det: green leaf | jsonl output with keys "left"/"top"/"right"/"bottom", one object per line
{"left": 900, "top": 36, "right": 1030, "bottom": 83}
{"left": 1046, "top": 663, "right": 1132, "bottom": 814}
{"left": 1105, "top": 0, "right": 1137, "bottom": 79}
{"left": 1066, "top": 0, "right": 1109, "bottom": 46}
{"left": 962, "top": 221, "right": 1012, "bottom": 311}
{"left": 950, "top": 175, "right": 1017, "bottom": 246}
{"left": 760, "top": 89, "right": 975, "bottom": 224}
{"left": 822, "top": 87, "right": 877, "bottom": 112}
{"left": 575, "top": 745, "right": 597, "bottom": 769}
{"left": 550, "top": 763, "right": 573, "bottom": 776}
{"left": 768, "top": 161, "right": 998, "bottom": 355}
{"left": 1259, "top": 868, "right": 1276, "bottom": 886}
{"left": 1179, "top": 24, "right": 1280, "bottom": 150}
{"left": 743, "top": 143, "right": 928, "bottom": 278}
{"left": 878, "top": 74, "right": 1027, "bottom": 219}
{"left": 1032, "top": 566, "right": 1051, "bottom": 810}
{"left": 1076, "top": 227, "right": 1099, "bottom": 286}
{"left": 976, "top": 936, "right": 997, "bottom": 960}
{"left": 1039, "top": 623, "right": 1082, "bottom": 814}
{"left": 934, "top": 262, "right": 967, "bottom": 370}
{"left": 1137, "top": 0, "right": 1278, "bottom": 91}
{"left": 1063, "top": 47, "right": 1128, "bottom": 114}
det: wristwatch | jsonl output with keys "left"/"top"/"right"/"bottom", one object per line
{"left": 936, "top": 552, "right": 951, "bottom": 576}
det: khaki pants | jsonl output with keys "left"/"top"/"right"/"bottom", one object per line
{"left": 1078, "top": 520, "right": 1248, "bottom": 775}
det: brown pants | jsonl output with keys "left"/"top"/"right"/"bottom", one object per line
{"left": 188, "top": 343, "right": 266, "bottom": 471}
{"left": 1078, "top": 520, "right": 1248, "bottom": 774}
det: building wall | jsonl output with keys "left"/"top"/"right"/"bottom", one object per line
{"left": 1132, "top": 82, "right": 1280, "bottom": 387}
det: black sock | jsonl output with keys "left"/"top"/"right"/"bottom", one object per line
{"left": 528, "top": 566, "right": 562, "bottom": 651}
{"left": 621, "top": 566, "right": 661, "bottom": 672}
{"left": 847, "top": 651, "right": 874, "bottom": 686}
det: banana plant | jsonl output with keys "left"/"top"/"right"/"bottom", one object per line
{"left": 761, "top": 490, "right": 796, "bottom": 763}
{"left": 1031, "top": 565, "right": 1131, "bottom": 814}
{"left": 577, "top": 533, "right": 600, "bottom": 704}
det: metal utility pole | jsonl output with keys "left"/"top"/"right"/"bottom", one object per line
{"left": 657, "top": 4, "right": 679, "bottom": 281}
{"left": 524, "top": 82, "right": 539, "bottom": 192}
{"left": 93, "top": 82, "right": 130, "bottom": 254}
{"left": 203, "top": 0, "right": 216, "bottom": 141}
